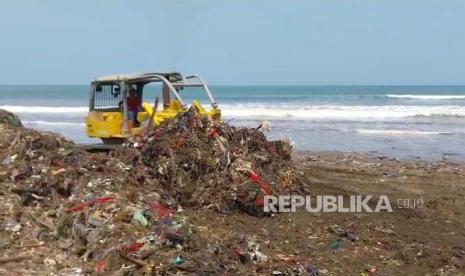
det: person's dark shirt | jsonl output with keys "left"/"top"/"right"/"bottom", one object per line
{"left": 127, "top": 96, "right": 141, "bottom": 111}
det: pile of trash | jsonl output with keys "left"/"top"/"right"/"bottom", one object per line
{"left": 117, "top": 108, "right": 306, "bottom": 215}
{"left": 0, "top": 109, "right": 22, "bottom": 128}
{"left": 0, "top": 108, "right": 309, "bottom": 274}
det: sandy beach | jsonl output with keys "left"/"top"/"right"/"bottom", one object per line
{"left": 178, "top": 152, "right": 465, "bottom": 274}
{"left": 1, "top": 109, "right": 465, "bottom": 275}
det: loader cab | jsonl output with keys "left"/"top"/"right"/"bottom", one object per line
{"left": 85, "top": 72, "right": 221, "bottom": 143}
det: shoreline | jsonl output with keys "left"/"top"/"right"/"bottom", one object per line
{"left": 295, "top": 150, "right": 465, "bottom": 163}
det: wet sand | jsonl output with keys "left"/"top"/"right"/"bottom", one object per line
{"left": 186, "top": 151, "right": 465, "bottom": 274}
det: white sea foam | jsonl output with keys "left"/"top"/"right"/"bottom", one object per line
{"left": 23, "top": 120, "right": 85, "bottom": 126}
{"left": 355, "top": 129, "right": 445, "bottom": 136}
{"left": 2, "top": 104, "right": 465, "bottom": 120}
{"left": 387, "top": 94, "right": 465, "bottom": 100}
{"left": 221, "top": 104, "right": 465, "bottom": 120}
{"left": 0, "top": 105, "right": 87, "bottom": 113}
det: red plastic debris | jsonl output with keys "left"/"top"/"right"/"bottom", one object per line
{"left": 248, "top": 171, "right": 273, "bottom": 194}
{"left": 248, "top": 171, "right": 273, "bottom": 207}
{"left": 95, "top": 259, "right": 106, "bottom": 272}
{"left": 150, "top": 202, "right": 172, "bottom": 219}
{"left": 255, "top": 196, "right": 265, "bottom": 207}
{"left": 125, "top": 242, "right": 145, "bottom": 253}
{"left": 208, "top": 128, "right": 219, "bottom": 138}
{"left": 66, "top": 196, "right": 114, "bottom": 212}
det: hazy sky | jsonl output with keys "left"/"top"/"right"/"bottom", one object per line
{"left": 0, "top": 0, "right": 464, "bottom": 85}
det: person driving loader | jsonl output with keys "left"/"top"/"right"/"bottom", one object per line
{"left": 127, "top": 87, "right": 142, "bottom": 127}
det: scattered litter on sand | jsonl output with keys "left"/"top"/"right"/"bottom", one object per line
{"left": 0, "top": 108, "right": 310, "bottom": 274}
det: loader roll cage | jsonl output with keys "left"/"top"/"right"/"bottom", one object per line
{"left": 89, "top": 72, "right": 218, "bottom": 114}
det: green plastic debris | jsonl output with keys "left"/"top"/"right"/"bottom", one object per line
{"left": 174, "top": 256, "right": 183, "bottom": 265}
{"left": 133, "top": 209, "right": 149, "bottom": 227}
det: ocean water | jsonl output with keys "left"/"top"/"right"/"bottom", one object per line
{"left": 1, "top": 85, "right": 465, "bottom": 160}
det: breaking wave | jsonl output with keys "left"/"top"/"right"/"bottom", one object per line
{"left": 386, "top": 95, "right": 465, "bottom": 100}
{"left": 0, "top": 105, "right": 87, "bottom": 113}
{"left": 221, "top": 104, "right": 465, "bottom": 120}
{"left": 23, "top": 120, "right": 85, "bottom": 126}
{"left": 354, "top": 129, "right": 447, "bottom": 136}
{"left": 2, "top": 104, "right": 465, "bottom": 120}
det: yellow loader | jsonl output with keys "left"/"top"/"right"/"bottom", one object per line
{"left": 85, "top": 72, "right": 221, "bottom": 144}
